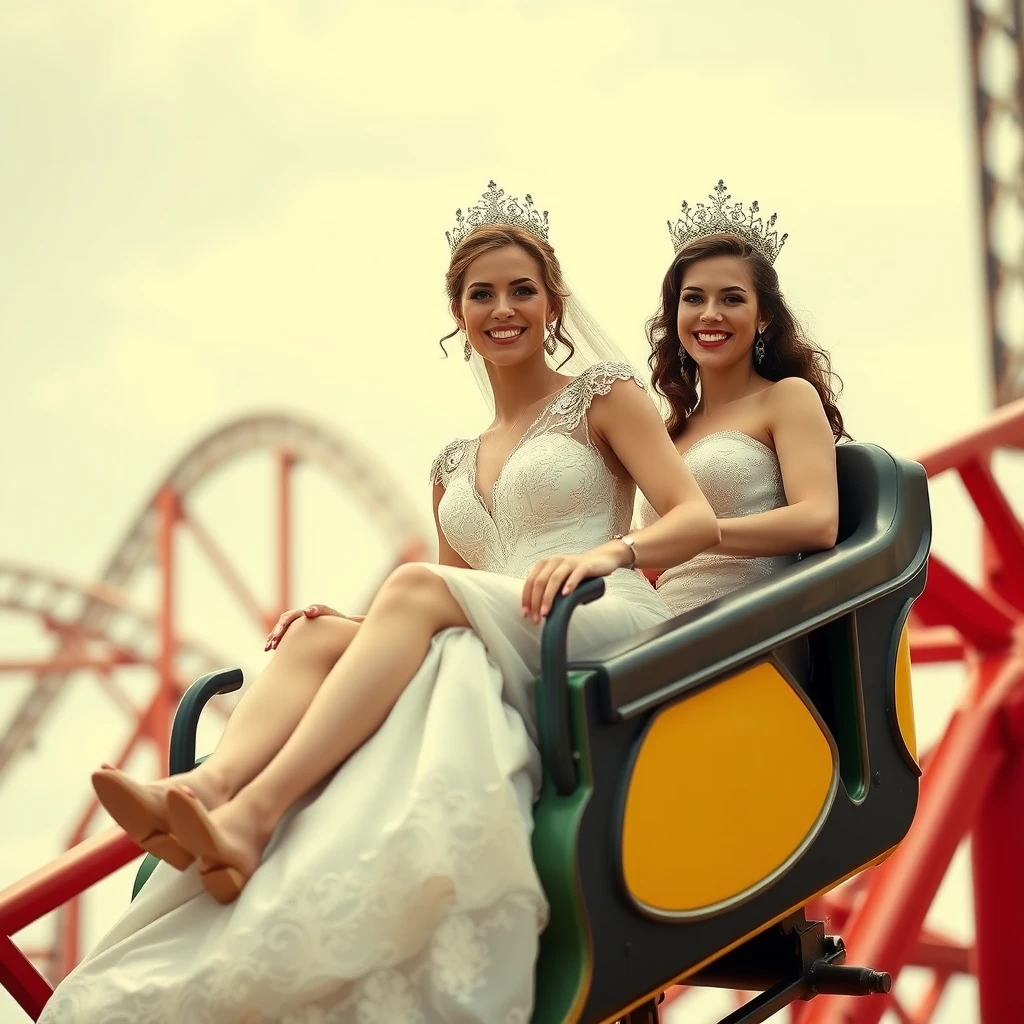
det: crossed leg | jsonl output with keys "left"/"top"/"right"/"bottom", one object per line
{"left": 165, "top": 564, "right": 473, "bottom": 900}
{"left": 93, "top": 615, "right": 362, "bottom": 867}
{"left": 180, "top": 614, "right": 364, "bottom": 805}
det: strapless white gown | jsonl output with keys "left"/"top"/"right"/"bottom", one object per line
{"left": 637, "top": 430, "right": 795, "bottom": 615}
{"left": 40, "top": 363, "right": 670, "bottom": 1024}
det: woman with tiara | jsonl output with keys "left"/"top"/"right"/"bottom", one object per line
{"left": 637, "top": 180, "right": 848, "bottom": 615}
{"left": 41, "top": 183, "right": 719, "bottom": 1023}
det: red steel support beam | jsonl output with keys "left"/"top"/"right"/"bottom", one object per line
{"left": 154, "top": 487, "right": 179, "bottom": 760}
{"left": 0, "top": 829, "right": 140, "bottom": 939}
{"left": 911, "top": 556, "right": 1014, "bottom": 651}
{"left": 801, "top": 654, "right": 1024, "bottom": 1024}
{"left": 57, "top": 692, "right": 168, "bottom": 978}
{"left": 0, "top": 829, "right": 140, "bottom": 1022}
{"left": 915, "top": 397, "right": 1024, "bottom": 474}
{"left": 180, "top": 508, "right": 268, "bottom": 631}
{"left": 958, "top": 458, "right": 1024, "bottom": 611}
{"left": 971, "top": 680, "right": 1024, "bottom": 1022}
{"left": 0, "top": 936, "right": 49, "bottom": 1023}
{"left": 907, "top": 626, "right": 966, "bottom": 664}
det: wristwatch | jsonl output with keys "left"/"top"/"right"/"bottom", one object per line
{"left": 614, "top": 534, "right": 638, "bottom": 568}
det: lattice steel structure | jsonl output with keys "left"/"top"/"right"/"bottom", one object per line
{"left": 0, "top": 413, "right": 428, "bottom": 992}
{"left": 966, "top": 0, "right": 1024, "bottom": 406}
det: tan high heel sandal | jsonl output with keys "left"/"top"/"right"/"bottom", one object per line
{"left": 91, "top": 769, "right": 194, "bottom": 871}
{"left": 165, "top": 788, "right": 254, "bottom": 904}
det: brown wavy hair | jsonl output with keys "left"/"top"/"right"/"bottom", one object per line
{"left": 439, "top": 224, "right": 575, "bottom": 366}
{"left": 647, "top": 233, "right": 848, "bottom": 441}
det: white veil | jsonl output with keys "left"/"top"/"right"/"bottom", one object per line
{"left": 466, "top": 290, "right": 642, "bottom": 413}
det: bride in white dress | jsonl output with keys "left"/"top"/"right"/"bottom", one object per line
{"left": 40, "top": 183, "right": 719, "bottom": 1023}
{"left": 636, "top": 181, "right": 848, "bottom": 614}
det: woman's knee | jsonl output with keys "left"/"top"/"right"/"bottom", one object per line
{"left": 274, "top": 613, "right": 359, "bottom": 670}
{"left": 373, "top": 564, "right": 466, "bottom": 626}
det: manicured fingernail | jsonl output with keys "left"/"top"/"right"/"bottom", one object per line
{"left": 541, "top": 605, "right": 549, "bottom": 616}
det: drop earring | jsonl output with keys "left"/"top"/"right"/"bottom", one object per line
{"left": 462, "top": 331, "right": 472, "bottom": 362}
{"left": 754, "top": 329, "right": 766, "bottom": 365}
{"left": 544, "top": 325, "right": 557, "bottom": 356}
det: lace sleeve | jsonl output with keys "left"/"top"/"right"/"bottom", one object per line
{"left": 586, "top": 361, "right": 647, "bottom": 396}
{"left": 546, "top": 361, "right": 647, "bottom": 432}
{"left": 429, "top": 438, "right": 471, "bottom": 487}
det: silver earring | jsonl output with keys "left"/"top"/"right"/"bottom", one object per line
{"left": 754, "top": 330, "right": 766, "bottom": 365}
{"left": 462, "top": 331, "right": 472, "bottom": 362}
{"left": 544, "top": 326, "right": 557, "bottom": 356}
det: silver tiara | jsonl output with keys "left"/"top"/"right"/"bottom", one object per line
{"left": 667, "top": 179, "right": 788, "bottom": 265}
{"left": 446, "top": 181, "right": 550, "bottom": 251}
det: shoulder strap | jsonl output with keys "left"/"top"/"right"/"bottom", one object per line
{"left": 581, "top": 361, "right": 647, "bottom": 397}
{"left": 545, "top": 361, "right": 647, "bottom": 433}
{"left": 430, "top": 438, "right": 472, "bottom": 487}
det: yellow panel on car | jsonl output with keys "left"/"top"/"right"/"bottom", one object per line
{"left": 893, "top": 624, "right": 918, "bottom": 764}
{"left": 621, "top": 661, "right": 837, "bottom": 917}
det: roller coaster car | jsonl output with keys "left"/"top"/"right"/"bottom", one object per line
{"left": 133, "top": 442, "right": 931, "bottom": 1024}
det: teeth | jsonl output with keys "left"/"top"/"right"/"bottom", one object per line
{"left": 696, "top": 332, "right": 729, "bottom": 342}
{"left": 489, "top": 328, "right": 523, "bottom": 339}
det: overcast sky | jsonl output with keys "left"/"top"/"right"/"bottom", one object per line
{"left": 0, "top": 2, "right": 1010, "bottom": 1020}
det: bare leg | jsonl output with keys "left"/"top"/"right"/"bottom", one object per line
{"left": 178, "top": 615, "right": 362, "bottom": 807}
{"left": 166, "top": 565, "right": 471, "bottom": 883}
{"left": 93, "top": 616, "right": 360, "bottom": 867}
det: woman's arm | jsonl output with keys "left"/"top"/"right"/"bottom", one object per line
{"left": 588, "top": 380, "right": 721, "bottom": 569}
{"left": 433, "top": 482, "right": 473, "bottom": 569}
{"left": 519, "top": 380, "right": 720, "bottom": 621}
{"left": 710, "top": 378, "right": 838, "bottom": 557}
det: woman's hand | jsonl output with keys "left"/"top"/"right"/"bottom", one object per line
{"left": 265, "top": 604, "right": 354, "bottom": 651}
{"left": 521, "top": 542, "right": 630, "bottom": 624}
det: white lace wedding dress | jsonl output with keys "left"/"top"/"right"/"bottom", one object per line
{"left": 41, "top": 363, "right": 670, "bottom": 1024}
{"left": 636, "top": 430, "right": 794, "bottom": 614}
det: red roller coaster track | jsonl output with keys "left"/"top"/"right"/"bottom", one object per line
{"left": 0, "top": 411, "right": 429, "bottom": 995}
{"left": 0, "top": 412, "right": 428, "bottom": 779}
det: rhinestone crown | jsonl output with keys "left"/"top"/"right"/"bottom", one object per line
{"left": 668, "top": 179, "right": 788, "bottom": 264}
{"left": 446, "top": 181, "right": 550, "bottom": 251}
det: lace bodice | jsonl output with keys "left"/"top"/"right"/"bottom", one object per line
{"left": 432, "top": 362, "right": 645, "bottom": 580}
{"left": 636, "top": 430, "right": 795, "bottom": 614}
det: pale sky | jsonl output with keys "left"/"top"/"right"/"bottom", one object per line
{"left": 0, "top": 2, "right": 1009, "bottom": 1021}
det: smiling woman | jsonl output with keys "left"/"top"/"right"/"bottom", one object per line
{"left": 638, "top": 181, "right": 848, "bottom": 616}
{"left": 457, "top": 255, "right": 567, "bottom": 362}
{"left": 42, "top": 183, "right": 719, "bottom": 1024}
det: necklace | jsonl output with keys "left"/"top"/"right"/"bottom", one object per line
{"left": 486, "top": 405, "right": 531, "bottom": 448}
{"left": 488, "top": 377, "right": 563, "bottom": 445}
